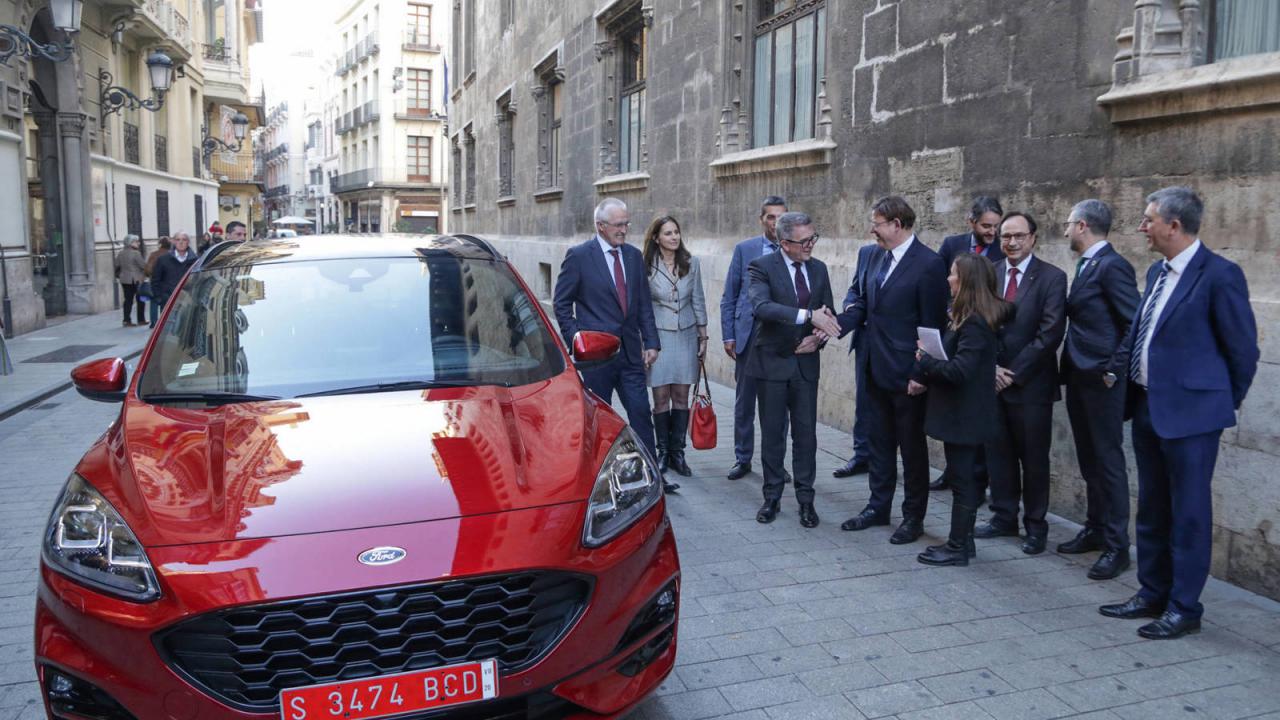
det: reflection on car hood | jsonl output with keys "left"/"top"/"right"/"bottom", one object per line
{"left": 115, "top": 373, "right": 597, "bottom": 547}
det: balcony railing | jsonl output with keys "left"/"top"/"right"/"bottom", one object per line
{"left": 330, "top": 168, "right": 381, "bottom": 194}
{"left": 263, "top": 143, "right": 289, "bottom": 162}
{"left": 361, "top": 100, "right": 380, "bottom": 125}
{"left": 336, "top": 113, "right": 352, "bottom": 135}
{"left": 209, "top": 147, "right": 263, "bottom": 184}
{"left": 265, "top": 185, "right": 290, "bottom": 199}
{"left": 402, "top": 29, "right": 440, "bottom": 52}
{"left": 203, "top": 42, "right": 233, "bottom": 63}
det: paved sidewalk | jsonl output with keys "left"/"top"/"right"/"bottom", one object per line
{"left": 0, "top": 312, "right": 151, "bottom": 419}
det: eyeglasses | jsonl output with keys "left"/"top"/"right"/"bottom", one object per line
{"left": 1000, "top": 232, "right": 1033, "bottom": 242}
{"left": 782, "top": 234, "right": 819, "bottom": 247}
{"left": 869, "top": 219, "right": 896, "bottom": 230}
{"left": 1061, "top": 220, "right": 1080, "bottom": 231}
{"left": 599, "top": 220, "right": 631, "bottom": 229}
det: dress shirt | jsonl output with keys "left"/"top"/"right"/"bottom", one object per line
{"left": 969, "top": 232, "right": 992, "bottom": 256}
{"left": 1081, "top": 240, "right": 1109, "bottom": 261}
{"left": 762, "top": 236, "right": 780, "bottom": 256}
{"left": 596, "top": 235, "right": 625, "bottom": 283}
{"left": 789, "top": 259, "right": 812, "bottom": 324}
{"left": 880, "top": 235, "right": 916, "bottom": 285}
{"left": 1001, "top": 253, "right": 1034, "bottom": 297}
{"left": 1136, "top": 239, "right": 1201, "bottom": 387}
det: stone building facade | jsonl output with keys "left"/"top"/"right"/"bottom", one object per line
{"left": 450, "top": 0, "right": 1279, "bottom": 600}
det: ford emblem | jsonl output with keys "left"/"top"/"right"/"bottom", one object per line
{"left": 358, "top": 547, "right": 407, "bottom": 566}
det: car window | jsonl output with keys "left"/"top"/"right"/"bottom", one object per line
{"left": 137, "top": 255, "right": 564, "bottom": 398}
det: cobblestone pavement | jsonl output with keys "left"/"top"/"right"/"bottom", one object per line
{"left": 1, "top": 316, "right": 1277, "bottom": 719}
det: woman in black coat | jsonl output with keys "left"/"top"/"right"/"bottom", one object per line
{"left": 914, "top": 253, "right": 1012, "bottom": 566}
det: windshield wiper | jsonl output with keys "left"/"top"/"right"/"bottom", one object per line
{"left": 143, "top": 392, "right": 282, "bottom": 405}
{"left": 295, "top": 379, "right": 497, "bottom": 398}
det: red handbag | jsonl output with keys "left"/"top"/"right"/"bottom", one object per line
{"left": 689, "top": 359, "right": 718, "bottom": 450}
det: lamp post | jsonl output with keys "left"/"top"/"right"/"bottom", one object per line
{"left": 98, "top": 50, "right": 174, "bottom": 127}
{"left": 0, "top": 0, "right": 82, "bottom": 67}
{"left": 200, "top": 111, "right": 250, "bottom": 161}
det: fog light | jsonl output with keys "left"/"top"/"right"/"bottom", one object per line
{"left": 616, "top": 627, "right": 674, "bottom": 677}
{"left": 42, "top": 666, "right": 136, "bottom": 720}
{"left": 615, "top": 580, "right": 679, "bottom": 652}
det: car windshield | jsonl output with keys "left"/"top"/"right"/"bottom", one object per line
{"left": 137, "top": 254, "right": 564, "bottom": 399}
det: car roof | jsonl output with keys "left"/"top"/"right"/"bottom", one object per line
{"left": 195, "top": 234, "right": 504, "bottom": 271}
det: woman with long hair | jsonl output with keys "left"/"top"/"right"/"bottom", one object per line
{"left": 914, "top": 253, "right": 1012, "bottom": 566}
{"left": 642, "top": 215, "right": 708, "bottom": 480}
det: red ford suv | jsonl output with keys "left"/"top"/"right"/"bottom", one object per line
{"left": 36, "top": 235, "right": 679, "bottom": 719}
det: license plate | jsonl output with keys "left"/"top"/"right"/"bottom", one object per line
{"left": 279, "top": 659, "right": 497, "bottom": 720}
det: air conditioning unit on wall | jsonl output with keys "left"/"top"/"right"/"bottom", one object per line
{"left": 219, "top": 195, "right": 241, "bottom": 212}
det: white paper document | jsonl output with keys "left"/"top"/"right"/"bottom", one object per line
{"left": 917, "top": 327, "right": 947, "bottom": 361}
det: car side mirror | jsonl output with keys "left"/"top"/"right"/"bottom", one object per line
{"left": 71, "top": 357, "right": 128, "bottom": 403}
{"left": 572, "top": 331, "right": 620, "bottom": 371}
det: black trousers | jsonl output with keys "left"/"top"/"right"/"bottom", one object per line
{"left": 756, "top": 373, "right": 817, "bottom": 504}
{"left": 120, "top": 283, "right": 145, "bottom": 324}
{"left": 944, "top": 442, "right": 982, "bottom": 544}
{"left": 1065, "top": 369, "right": 1130, "bottom": 551}
{"left": 863, "top": 372, "right": 930, "bottom": 522}
{"left": 985, "top": 399, "right": 1053, "bottom": 538}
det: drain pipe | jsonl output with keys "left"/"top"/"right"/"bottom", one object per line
{"left": 0, "top": 242, "right": 12, "bottom": 339}
{"left": 107, "top": 181, "right": 119, "bottom": 310}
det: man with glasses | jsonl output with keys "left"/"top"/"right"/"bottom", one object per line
{"left": 1058, "top": 200, "right": 1140, "bottom": 580}
{"left": 1099, "top": 187, "right": 1257, "bottom": 640}
{"left": 975, "top": 212, "right": 1066, "bottom": 555}
{"left": 815, "top": 196, "right": 948, "bottom": 545}
{"left": 744, "top": 212, "right": 832, "bottom": 528}
{"left": 721, "top": 196, "right": 791, "bottom": 481}
{"left": 554, "top": 197, "right": 676, "bottom": 493}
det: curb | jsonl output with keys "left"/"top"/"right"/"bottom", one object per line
{"left": 0, "top": 346, "right": 146, "bottom": 422}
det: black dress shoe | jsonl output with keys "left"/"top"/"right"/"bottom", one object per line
{"left": 663, "top": 480, "right": 680, "bottom": 494}
{"left": 1099, "top": 594, "right": 1166, "bottom": 620}
{"left": 832, "top": 459, "right": 869, "bottom": 478}
{"left": 727, "top": 462, "right": 751, "bottom": 480}
{"left": 799, "top": 503, "right": 820, "bottom": 528}
{"left": 1138, "top": 610, "right": 1201, "bottom": 639}
{"left": 973, "top": 520, "right": 1019, "bottom": 539}
{"left": 1088, "top": 549, "right": 1131, "bottom": 580}
{"left": 918, "top": 542, "right": 969, "bottom": 566}
{"left": 1021, "top": 534, "right": 1046, "bottom": 555}
{"left": 928, "top": 475, "right": 950, "bottom": 491}
{"left": 756, "top": 499, "right": 780, "bottom": 524}
{"left": 889, "top": 519, "right": 924, "bottom": 545}
{"left": 1057, "top": 528, "right": 1106, "bottom": 554}
{"left": 841, "top": 508, "right": 889, "bottom": 531}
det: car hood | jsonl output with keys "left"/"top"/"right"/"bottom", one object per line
{"left": 111, "top": 373, "right": 607, "bottom": 547}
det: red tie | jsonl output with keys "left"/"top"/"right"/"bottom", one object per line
{"left": 1004, "top": 267, "right": 1019, "bottom": 301}
{"left": 609, "top": 248, "right": 628, "bottom": 313}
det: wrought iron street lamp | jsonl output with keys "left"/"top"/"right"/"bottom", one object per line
{"left": 200, "top": 111, "right": 250, "bottom": 160}
{"left": 0, "top": 0, "right": 82, "bottom": 67}
{"left": 98, "top": 50, "right": 175, "bottom": 127}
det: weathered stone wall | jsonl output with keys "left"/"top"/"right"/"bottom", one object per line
{"left": 453, "top": 0, "right": 1279, "bottom": 599}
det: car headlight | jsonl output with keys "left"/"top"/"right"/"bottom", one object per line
{"left": 582, "top": 428, "right": 664, "bottom": 548}
{"left": 42, "top": 474, "right": 161, "bottom": 602}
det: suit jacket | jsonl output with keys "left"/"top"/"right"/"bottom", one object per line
{"left": 917, "top": 314, "right": 1000, "bottom": 446}
{"left": 553, "top": 237, "right": 660, "bottom": 367}
{"left": 841, "top": 243, "right": 878, "bottom": 355}
{"left": 835, "top": 237, "right": 949, "bottom": 392}
{"left": 720, "top": 235, "right": 778, "bottom": 352}
{"left": 743, "top": 251, "right": 834, "bottom": 382}
{"left": 1123, "top": 244, "right": 1259, "bottom": 439}
{"left": 1062, "top": 243, "right": 1141, "bottom": 378}
{"left": 993, "top": 255, "right": 1067, "bottom": 404}
{"left": 649, "top": 256, "right": 708, "bottom": 331}
{"left": 938, "top": 231, "right": 1004, "bottom": 271}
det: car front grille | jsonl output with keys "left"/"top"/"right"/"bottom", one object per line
{"left": 155, "top": 571, "right": 593, "bottom": 712}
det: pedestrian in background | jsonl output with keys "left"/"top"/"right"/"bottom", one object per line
{"left": 144, "top": 237, "right": 171, "bottom": 328}
{"left": 113, "top": 235, "right": 147, "bottom": 327}
{"left": 149, "top": 233, "right": 196, "bottom": 328}
{"left": 914, "top": 253, "right": 1010, "bottom": 566}
{"left": 642, "top": 215, "right": 708, "bottom": 478}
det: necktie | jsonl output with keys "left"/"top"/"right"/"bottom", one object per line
{"left": 1004, "top": 267, "right": 1019, "bottom": 302}
{"left": 1075, "top": 256, "right": 1087, "bottom": 279}
{"left": 1129, "top": 261, "right": 1171, "bottom": 384}
{"left": 793, "top": 261, "right": 810, "bottom": 308}
{"left": 874, "top": 251, "right": 891, "bottom": 288}
{"left": 972, "top": 242, "right": 985, "bottom": 255}
{"left": 609, "top": 248, "right": 628, "bottom": 313}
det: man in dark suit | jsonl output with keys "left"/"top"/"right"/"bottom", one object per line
{"left": 975, "top": 212, "right": 1067, "bottom": 555}
{"left": 746, "top": 212, "right": 832, "bottom": 528}
{"left": 554, "top": 197, "right": 675, "bottom": 493}
{"left": 831, "top": 243, "right": 877, "bottom": 479}
{"left": 818, "top": 196, "right": 949, "bottom": 545}
{"left": 930, "top": 196, "right": 1005, "bottom": 492}
{"left": 1100, "top": 187, "right": 1258, "bottom": 640}
{"left": 1058, "top": 199, "right": 1141, "bottom": 580}
{"left": 721, "top": 196, "right": 790, "bottom": 481}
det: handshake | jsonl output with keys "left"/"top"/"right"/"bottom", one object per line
{"left": 795, "top": 306, "right": 842, "bottom": 355}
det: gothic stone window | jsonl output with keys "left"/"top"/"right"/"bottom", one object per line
{"left": 596, "top": 2, "right": 649, "bottom": 177}
{"left": 752, "top": 0, "right": 826, "bottom": 147}
{"left": 451, "top": 135, "right": 462, "bottom": 207}
{"left": 463, "top": 125, "right": 476, "bottom": 206}
{"left": 532, "top": 50, "right": 564, "bottom": 192}
{"left": 496, "top": 90, "right": 515, "bottom": 199}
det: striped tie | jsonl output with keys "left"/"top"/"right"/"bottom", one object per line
{"left": 1129, "top": 261, "right": 1171, "bottom": 384}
